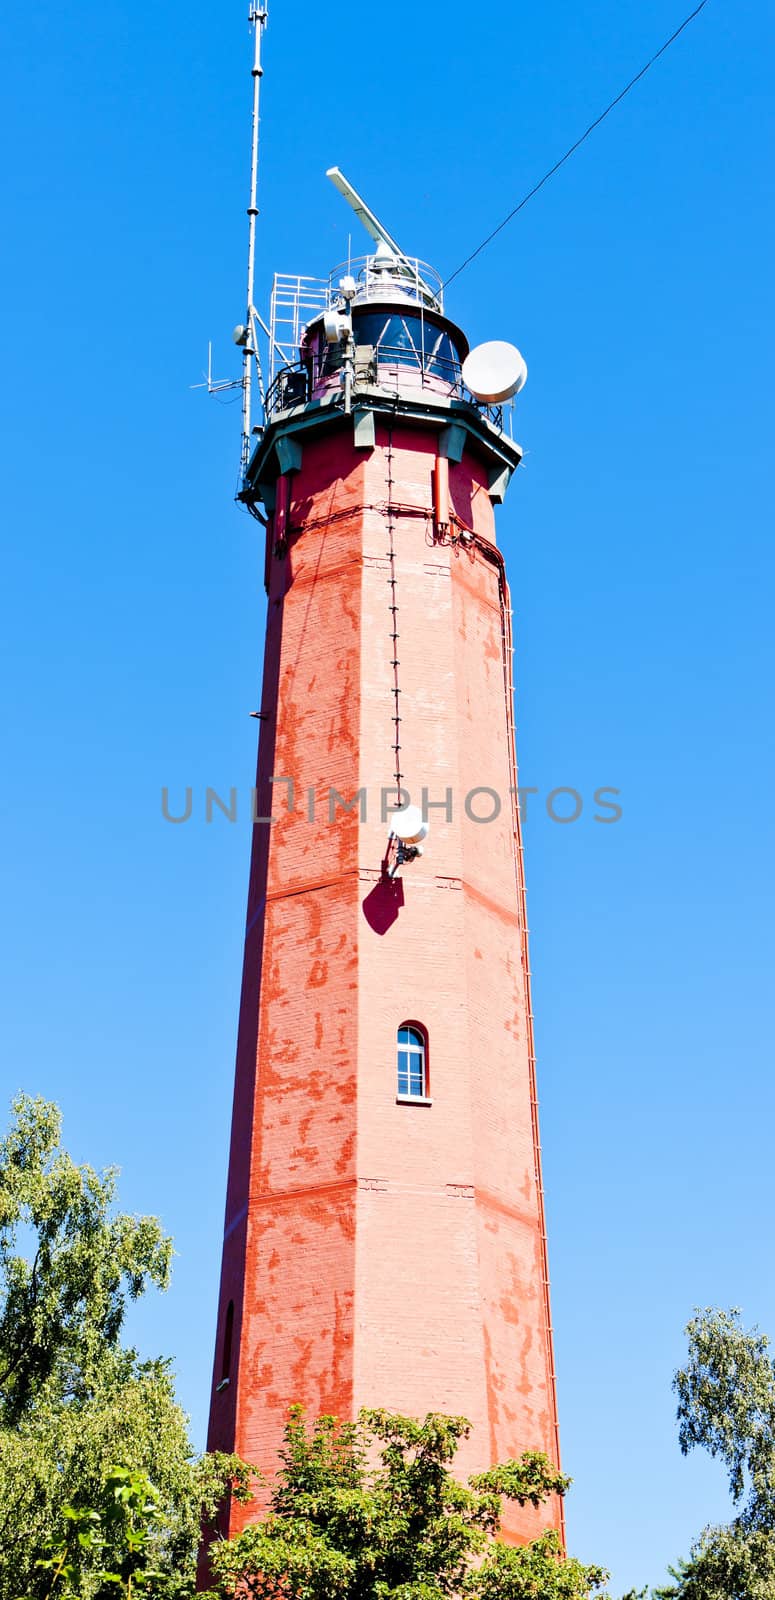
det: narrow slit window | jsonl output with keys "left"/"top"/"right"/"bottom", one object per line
{"left": 397, "top": 1024, "right": 427, "bottom": 1099}
{"left": 221, "top": 1299, "right": 234, "bottom": 1384}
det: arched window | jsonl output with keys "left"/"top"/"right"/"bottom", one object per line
{"left": 397, "top": 1024, "right": 428, "bottom": 1099}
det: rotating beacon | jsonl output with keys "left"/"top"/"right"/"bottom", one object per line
{"left": 205, "top": 13, "right": 563, "bottom": 1556}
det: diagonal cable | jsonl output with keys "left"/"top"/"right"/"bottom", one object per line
{"left": 443, "top": 0, "right": 710, "bottom": 290}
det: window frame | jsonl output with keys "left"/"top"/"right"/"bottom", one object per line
{"left": 396, "top": 1021, "right": 431, "bottom": 1105}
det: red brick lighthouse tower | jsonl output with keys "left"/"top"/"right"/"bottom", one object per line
{"left": 205, "top": 161, "right": 563, "bottom": 1547}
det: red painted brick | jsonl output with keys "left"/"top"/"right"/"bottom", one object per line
{"left": 205, "top": 413, "right": 562, "bottom": 1552}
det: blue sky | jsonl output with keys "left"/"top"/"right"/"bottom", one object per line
{"left": 1, "top": 0, "right": 774, "bottom": 1591}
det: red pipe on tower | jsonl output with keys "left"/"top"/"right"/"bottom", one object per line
{"left": 433, "top": 455, "right": 450, "bottom": 534}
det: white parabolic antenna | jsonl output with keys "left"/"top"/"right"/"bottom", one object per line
{"left": 462, "top": 341, "right": 528, "bottom": 404}
{"left": 391, "top": 805, "right": 429, "bottom": 845}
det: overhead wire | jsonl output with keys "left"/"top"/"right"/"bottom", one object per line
{"left": 443, "top": 0, "right": 710, "bottom": 290}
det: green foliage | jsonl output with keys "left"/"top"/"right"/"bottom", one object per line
{"left": 0, "top": 1095, "right": 171, "bottom": 1422}
{"left": 653, "top": 1525, "right": 775, "bottom": 1600}
{"left": 674, "top": 1308, "right": 775, "bottom": 1531}
{"left": 475, "top": 1531, "right": 609, "bottom": 1599}
{"left": 0, "top": 1346, "right": 250, "bottom": 1600}
{"left": 28, "top": 1466, "right": 167, "bottom": 1600}
{"left": 27, "top": 1461, "right": 252, "bottom": 1600}
{"left": 211, "top": 1406, "right": 609, "bottom": 1600}
{"left": 0, "top": 1096, "right": 251, "bottom": 1600}
{"left": 651, "top": 1307, "right": 775, "bottom": 1599}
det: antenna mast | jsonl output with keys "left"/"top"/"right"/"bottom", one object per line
{"left": 240, "top": 3, "right": 268, "bottom": 476}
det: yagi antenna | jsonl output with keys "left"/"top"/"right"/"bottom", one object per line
{"left": 326, "top": 167, "right": 441, "bottom": 309}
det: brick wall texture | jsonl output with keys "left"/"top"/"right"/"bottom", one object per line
{"left": 205, "top": 417, "right": 563, "bottom": 1549}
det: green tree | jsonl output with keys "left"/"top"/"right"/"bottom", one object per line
{"left": 654, "top": 1308, "right": 775, "bottom": 1599}
{"left": 674, "top": 1308, "right": 775, "bottom": 1531}
{"left": 653, "top": 1525, "right": 775, "bottom": 1600}
{"left": 0, "top": 1347, "right": 250, "bottom": 1600}
{"left": 0, "top": 1094, "right": 171, "bottom": 1422}
{"left": 27, "top": 1461, "right": 253, "bottom": 1600}
{"left": 30, "top": 1466, "right": 168, "bottom": 1600}
{"left": 210, "top": 1407, "right": 610, "bottom": 1600}
{"left": 0, "top": 1095, "right": 250, "bottom": 1600}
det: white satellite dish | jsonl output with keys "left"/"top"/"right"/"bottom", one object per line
{"left": 390, "top": 805, "right": 429, "bottom": 846}
{"left": 462, "top": 341, "right": 527, "bottom": 404}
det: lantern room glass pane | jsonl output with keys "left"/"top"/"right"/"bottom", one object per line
{"left": 352, "top": 313, "right": 460, "bottom": 381}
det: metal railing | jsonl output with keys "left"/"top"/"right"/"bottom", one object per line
{"left": 268, "top": 257, "right": 446, "bottom": 387}
{"left": 265, "top": 347, "right": 504, "bottom": 431}
{"left": 327, "top": 255, "right": 444, "bottom": 313}
{"left": 269, "top": 274, "right": 328, "bottom": 385}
